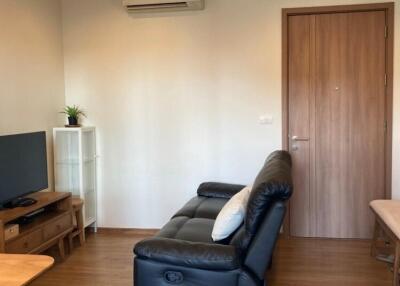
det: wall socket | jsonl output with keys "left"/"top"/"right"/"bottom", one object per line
{"left": 259, "top": 115, "right": 274, "bottom": 125}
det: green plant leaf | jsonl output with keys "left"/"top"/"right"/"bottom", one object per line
{"left": 60, "top": 105, "right": 86, "bottom": 119}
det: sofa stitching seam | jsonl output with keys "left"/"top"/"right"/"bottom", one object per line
{"left": 173, "top": 216, "right": 190, "bottom": 239}
{"left": 149, "top": 252, "right": 237, "bottom": 263}
{"left": 193, "top": 197, "right": 206, "bottom": 218}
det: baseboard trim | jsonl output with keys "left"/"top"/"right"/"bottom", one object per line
{"left": 88, "top": 227, "right": 159, "bottom": 236}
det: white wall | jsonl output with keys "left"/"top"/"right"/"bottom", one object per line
{"left": 61, "top": 0, "right": 399, "bottom": 228}
{"left": 0, "top": 0, "right": 65, "bottom": 189}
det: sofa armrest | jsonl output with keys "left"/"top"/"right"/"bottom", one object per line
{"left": 197, "top": 182, "right": 246, "bottom": 199}
{"left": 134, "top": 237, "right": 240, "bottom": 271}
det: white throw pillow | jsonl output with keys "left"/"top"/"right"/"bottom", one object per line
{"left": 212, "top": 186, "right": 252, "bottom": 241}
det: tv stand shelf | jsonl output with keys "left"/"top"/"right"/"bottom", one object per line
{"left": 0, "top": 192, "right": 73, "bottom": 258}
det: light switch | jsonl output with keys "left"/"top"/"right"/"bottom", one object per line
{"left": 259, "top": 115, "right": 274, "bottom": 125}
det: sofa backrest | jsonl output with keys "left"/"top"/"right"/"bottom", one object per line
{"left": 246, "top": 151, "right": 292, "bottom": 236}
{"left": 229, "top": 151, "right": 293, "bottom": 279}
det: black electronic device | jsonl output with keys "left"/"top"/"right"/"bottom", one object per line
{"left": 0, "top": 132, "right": 48, "bottom": 209}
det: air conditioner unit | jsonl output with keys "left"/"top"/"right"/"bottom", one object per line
{"left": 123, "top": 0, "right": 205, "bottom": 13}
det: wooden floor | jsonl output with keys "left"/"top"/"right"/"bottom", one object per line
{"left": 31, "top": 231, "right": 393, "bottom": 286}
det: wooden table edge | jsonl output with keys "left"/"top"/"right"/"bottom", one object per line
{"left": 0, "top": 254, "right": 55, "bottom": 286}
{"left": 23, "top": 255, "right": 55, "bottom": 286}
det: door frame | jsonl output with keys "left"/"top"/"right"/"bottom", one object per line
{"left": 281, "top": 2, "right": 394, "bottom": 237}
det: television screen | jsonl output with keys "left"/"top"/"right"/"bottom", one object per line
{"left": 0, "top": 132, "right": 48, "bottom": 205}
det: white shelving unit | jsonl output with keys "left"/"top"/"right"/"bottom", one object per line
{"left": 53, "top": 127, "right": 97, "bottom": 229}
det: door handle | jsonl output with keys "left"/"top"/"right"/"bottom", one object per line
{"left": 291, "top": 135, "right": 309, "bottom": 142}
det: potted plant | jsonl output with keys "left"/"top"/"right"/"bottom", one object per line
{"left": 61, "top": 105, "right": 86, "bottom": 126}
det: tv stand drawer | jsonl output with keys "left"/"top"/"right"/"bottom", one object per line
{"left": 43, "top": 213, "right": 72, "bottom": 240}
{"left": 0, "top": 192, "right": 72, "bottom": 254}
{"left": 5, "top": 229, "right": 42, "bottom": 254}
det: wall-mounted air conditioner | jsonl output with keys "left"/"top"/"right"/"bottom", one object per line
{"left": 123, "top": 0, "right": 205, "bottom": 13}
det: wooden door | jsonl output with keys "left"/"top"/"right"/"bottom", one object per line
{"left": 287, "top": 10, "right": 387, "bottom": 239}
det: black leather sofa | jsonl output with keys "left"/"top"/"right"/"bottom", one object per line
{"left": 134, "top": 150, "right": 293, "bottom": 286}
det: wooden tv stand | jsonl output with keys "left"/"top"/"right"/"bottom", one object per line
{"left": 0, "top": 192, "right": 73, "bottom": 259}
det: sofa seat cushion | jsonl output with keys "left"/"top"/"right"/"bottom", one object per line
{"left": 173, "top": 196, "right": 229, "bottom": 220}
{"left": 135, "top": 237, "right": 240, "bottom": 271}
{"left": 157, "top": 216, "right": 215, "bottom": 243}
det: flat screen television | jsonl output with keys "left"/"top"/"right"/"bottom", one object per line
{"left": 0, "top": 131, "right": 48, "bottom": 208}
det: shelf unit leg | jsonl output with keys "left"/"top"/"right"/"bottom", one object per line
{"left": 68, "top": 234, "right": 74, "bottom": 252}
{"left": 76, "top": 208, "right": 85, "bottom": 245}
{"left": 58, "top": 238, "right": 65, "bottom": 260}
